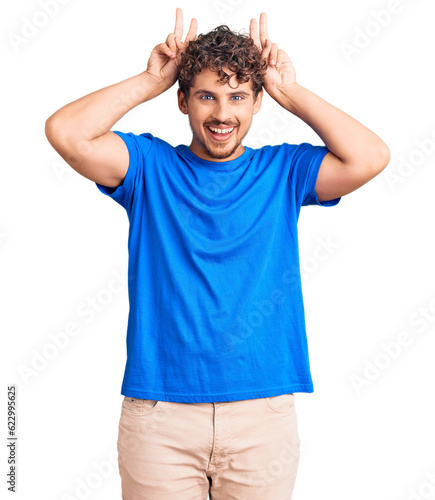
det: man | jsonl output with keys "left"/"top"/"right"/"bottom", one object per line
{"left": 45, "top": 8, "right": 390, "bottom": 500}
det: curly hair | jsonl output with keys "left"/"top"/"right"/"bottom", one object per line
{"left": 177, "top": 24, "right": 268, "bottom": 101}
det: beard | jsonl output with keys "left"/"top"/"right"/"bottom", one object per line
{"left": 188, "top": 119, "right": 248, "bottom": 160}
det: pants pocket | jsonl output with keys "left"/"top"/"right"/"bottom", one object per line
{"left": 265, "top": 393, "right": 295, "bottom": 413}
{"left": 121, "top": 396, "right": 162, "bottom": 415}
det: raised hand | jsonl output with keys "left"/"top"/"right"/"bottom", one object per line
{"left": 146, "top": 7, "right": 197, "bottom": 91}
{"left": 250, "top": 13, "right": 297, "bottom": 94}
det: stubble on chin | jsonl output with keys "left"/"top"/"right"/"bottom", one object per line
{"left": 188, "top": 122, "right": 244, "bottom": 161}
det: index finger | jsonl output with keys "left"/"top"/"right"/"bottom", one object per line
{"left": 174, "top": 7, "right": 183, "bottom": 40}
{"left": 249, "top": 18, "right": 261, "bottom": 50}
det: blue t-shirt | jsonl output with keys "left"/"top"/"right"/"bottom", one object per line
{"left": 96, "top": 131, "right": 340, "bottom": 403}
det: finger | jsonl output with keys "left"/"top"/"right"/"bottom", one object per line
{"left": 174, "top": 7, "right": 183, "bottom": 41}
{"left": 269, "top": 42, "right": 278, "bottom": 66}
{"left": 184, "top": 17, "right": 198, "bottom": 44}
{"left": 261, "top": 38, "right": 272, "bottom": 62}
{"left": 276, "top": 48, "right": 285, "bottom": 68}
{"left": 158, "top": 42, "right": 176, "bottom": 59}
{"left": 250, "top": 18, "right": 261, "bottom": 50}
{"left": 174, "top": 35, "right": 184, "bottom": 53}
{"left": 166, "top": 33, "right": 177, "bottom": 55}
{"left": 262, "top": 38, "right": 271, "bottom": 55}
{"left": 259, "top": 12, "right": 269, "bottom": 48}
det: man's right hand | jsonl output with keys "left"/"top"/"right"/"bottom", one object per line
{"left": 145, "top": 7, "right": 197, "bottom": 93}
{"left": 44, "top": 8, "right": 198, "bottom": 189}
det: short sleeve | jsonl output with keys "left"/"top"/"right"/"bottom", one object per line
{"left": 288, "top": 142, "right": 341, "bottom": 208}
{"left": 95, "top": 131, "right": 153, "bottom": 212}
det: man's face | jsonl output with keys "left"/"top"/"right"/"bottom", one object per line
{"left": 177, "top": 67, "right": 263, "bottom": 162}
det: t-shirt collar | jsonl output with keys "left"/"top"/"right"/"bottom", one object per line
{"left": 177, "top": 143, "right": 253, "bottom": 171}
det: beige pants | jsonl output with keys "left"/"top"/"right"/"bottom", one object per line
{"left": 117, "top": 393, "right": 300, "bottom": 499}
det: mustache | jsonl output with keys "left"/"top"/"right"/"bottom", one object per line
{"left": 206, "top": 123, "right": 237, "bottom": 127}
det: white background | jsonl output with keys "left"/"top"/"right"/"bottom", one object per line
{"left": 2, "top": 0, "right": 435, "bottom": 499}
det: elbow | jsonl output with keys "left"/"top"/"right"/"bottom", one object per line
{"left": 378, "top": 143, "right": 391, "bottom": 171}
{"left": 367, "top": 142, "right": 390, "bottom": 175}
{"left": 45, "top": 116, "right": 57, "bottom": 142}
{"left": 45, "top": 116, "right": 70, "bottom": 146}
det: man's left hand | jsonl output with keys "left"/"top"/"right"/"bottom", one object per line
{"left": 250, "top": 13, "right": 297, "bottom": 95}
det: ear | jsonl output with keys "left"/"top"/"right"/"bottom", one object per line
{"left": 177, "top": 88, "right": 189, "bottom": 115}
{"left": 253, "top": 89, "right": 263, "bottom": 115}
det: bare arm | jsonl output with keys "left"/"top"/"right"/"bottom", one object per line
{"left": 45, "top": 8, "right": 197, "bottom": 188}
{"left": 267, "top": 83, "right": 390, "bottom": 201}
{"left": 250, "top": 13, "right": 390, "bottom": 202}
{"left": 45, "top": 72, "right": 166, "bottom": 187}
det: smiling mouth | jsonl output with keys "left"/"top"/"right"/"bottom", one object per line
{"left": 206, "top": 125, "right": 236, "bottom": 141}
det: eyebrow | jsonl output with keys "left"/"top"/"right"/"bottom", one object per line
{"left": 193, "top": 89, "right": 251, "bottom": 97}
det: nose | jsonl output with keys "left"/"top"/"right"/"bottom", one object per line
{"left": 211, "top": 100, "right": 233, "bottom": 125}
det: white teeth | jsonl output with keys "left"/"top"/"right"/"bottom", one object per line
{"left": 209, "top": 126, "right": 234, "bottom": 134}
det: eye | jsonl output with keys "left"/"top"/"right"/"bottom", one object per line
{"left": 200, "top": 95, "right": 214, "bottom": 100}
{"left": 232, "top": 96, "right": 244, "bottom": 101}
